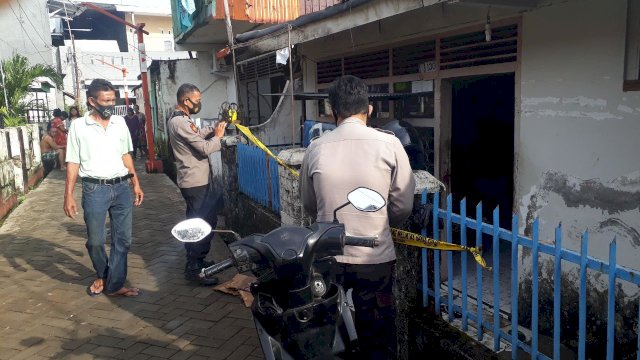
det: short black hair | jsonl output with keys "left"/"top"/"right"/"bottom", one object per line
{"left": 87, "top": 79, "right": 116, "bottom": 103}
{"left": 177, "top": 83, "right": 200, "bottom": 103}
{"left": 61, "top": 111, "right": 68, "bottom": 119}
{"left": 52, "top": 108, "right": 62, "bottom": 117}
{"left": 327, "top": 75, "right": 369, "bottom": 119}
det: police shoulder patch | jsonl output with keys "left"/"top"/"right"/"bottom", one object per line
{"left": 374, "top": 128, "right": 395, "bottom": 136}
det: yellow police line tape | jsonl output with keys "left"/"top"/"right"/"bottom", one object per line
{"left": 230, "top": 118, "right": 490, "bottom": 269}
{"left": 234, "top": 122, "right": 300, "bottom": 177}
{"left": 390, "top": 228, "right": 490, "bottom": 269}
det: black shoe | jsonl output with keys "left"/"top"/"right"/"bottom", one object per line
{"left": 184, "top": 272, "right": 219, "bottom": 286}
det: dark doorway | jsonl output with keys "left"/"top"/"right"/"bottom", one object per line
{"left": 450, "top": 73, "right": 515, "bottom": 229}
{"left": 447, "top": 73, "right": 515, "bottom": 315}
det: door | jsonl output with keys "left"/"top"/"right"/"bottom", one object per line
{"left": 450, "top": 73, "right": 515, "bottom": 228}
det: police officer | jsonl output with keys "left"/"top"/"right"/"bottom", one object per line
{"left": 167, "top": 83, "right": 227, "bottom": 285}
{"left": 299, "top": 75, "right": 415, "bottom": 359}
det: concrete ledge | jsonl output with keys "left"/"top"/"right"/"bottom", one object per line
{"left": 0, "top": 194, "right": 18, "bottom": 220}
{"left": 27, "top": 166, "right": 44, "bottom": 191}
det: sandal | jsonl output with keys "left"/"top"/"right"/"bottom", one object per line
{"left": 106, "top": 287, "right": 141, "bottom": 297}
{"left": 86, "top": 279, "right": 103, "bottom": 297}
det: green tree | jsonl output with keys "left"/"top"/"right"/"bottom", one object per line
{"left": 0, "top": 53, "right": 62, "bottom": 126}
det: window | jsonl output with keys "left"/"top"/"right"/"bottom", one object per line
{"left": 625, "top": 0, "right": 640, "bottom": 91}
{"left": 392, "top": 81, "right": 434, "bottom": 119}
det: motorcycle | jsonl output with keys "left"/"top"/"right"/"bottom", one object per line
{"left": 171, "top": 187, "right": 386, "bottom": 360}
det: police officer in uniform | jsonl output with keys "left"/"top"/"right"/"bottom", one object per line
{"left": 167, "top": 83, "right": 227, "bottom": 285}
{"left": 299, "top": 75, "right": 416, "bottom": 359}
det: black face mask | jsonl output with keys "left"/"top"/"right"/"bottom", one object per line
{"left": 187, "top": 99, "right": 201, "bottom": 115}
{"left": 92, "top": 101, "right": 114, "bottom": 119}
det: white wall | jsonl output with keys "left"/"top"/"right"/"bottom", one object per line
{"left": 0, "top": 0, "right": 52, "bottom": 66}
{"left": 151, "top": 54, "right": 234, "bottom": 183}
{"left": 153, "top": 52, "right": 232, "bottom": 123}
{"left": 518, "top": 0, "right": 640, "bottom": 271}
{"left": 125, "top": 14, "right": 175, "bottom": 52}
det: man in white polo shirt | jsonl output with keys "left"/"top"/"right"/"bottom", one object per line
{"left": 64, "top": 79, "right": 144, "bottom": 298}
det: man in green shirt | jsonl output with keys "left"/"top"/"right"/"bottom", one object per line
{"left": 64, "top": 79, "right": 144, "bottom": 297}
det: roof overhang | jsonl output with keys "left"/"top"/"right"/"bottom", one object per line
{"left": 234, "top": 0, "right": 446, "bottom": 61}
{"left": 234, "top": 0, "right": 539, "bottom": 61}
{"left": 30, "top": 77, "right": 57, "bottom": 92}
{"left": 48, "top": 0, "right": 85, "bottom": 18}
{"left": 449, "top": 0, "right": 538, "bottom": 10}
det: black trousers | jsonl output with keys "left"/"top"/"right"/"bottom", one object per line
{"left": 337, "top": 261, "right": 397, "bottom": 360}
{"left": 179, "top": 183, "right": 220, "bottom": 272}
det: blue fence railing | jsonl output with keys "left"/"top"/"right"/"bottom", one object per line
{"left": 421, "top": 192, "right": 640, "bottom": 360}
{"left": 237, "top": 143, "right": 280, "bottom": 213}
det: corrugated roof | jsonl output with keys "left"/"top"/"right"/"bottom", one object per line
{"left": 245, "top": 0, "right": 343, "bottom": 24}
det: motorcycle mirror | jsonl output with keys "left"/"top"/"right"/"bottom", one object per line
{"left": 171, "top": 218, "right": 212, "bottom": 243}
{"left": 347, "top": 187, "right": 386, "bottom": 212}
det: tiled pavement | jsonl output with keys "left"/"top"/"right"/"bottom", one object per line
{"left": 0, "top": 165, "right": 263, "bottom": 360}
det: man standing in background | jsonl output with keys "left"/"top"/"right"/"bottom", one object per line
{"left": 134, "top": 105, "right": 148, "bottom": 157}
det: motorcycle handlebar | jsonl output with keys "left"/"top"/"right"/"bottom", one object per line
{"left": 344, "top": 236, "right": 379, "bottom": 248}
{"left": 201, "top": 258, "right": 234, "bottom": 278}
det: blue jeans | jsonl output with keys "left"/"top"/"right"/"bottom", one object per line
{"left": 82, "top": 180, "right": 133, "bottom": 294}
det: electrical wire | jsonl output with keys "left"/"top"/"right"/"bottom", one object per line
{"left": 7, "top": 2, "right": 49, "bottom": 63}
{"left": 16, "top": 1, "right": 52, "bottom": 49}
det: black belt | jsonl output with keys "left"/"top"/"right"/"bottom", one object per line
{"left": 82, "top": 174, "right": 132, "bottom": 185}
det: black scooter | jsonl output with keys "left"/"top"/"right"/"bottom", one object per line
{"left": 171, "top": 187, "right": 385, "bottom": 360}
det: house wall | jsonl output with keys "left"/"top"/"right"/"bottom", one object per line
{"left": 150, "top": 55, "right": 232, "bottom": 127}
{"left": 0, "top": 0, "right": 52, "bottom": 66}
{"left": 294, "top": 0, "right": 640, "bottom": 272}
{"left": 519, "top": 0, "right": 640, "bottom": 273}
{"left": 148, "top": 54, "right": 234, "bottom": 185}
{"left": 124, "top": 14, "right": 175, "bottom": 52}
{"left": 514, "top": 3, "right": 640, "bottom": 353}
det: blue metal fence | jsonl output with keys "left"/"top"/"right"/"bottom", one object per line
{"left": 421, "top": 192, "right": 640, "bottom": 360}
{"left": 237, "top": 143, "right": 280, "bottom": 213}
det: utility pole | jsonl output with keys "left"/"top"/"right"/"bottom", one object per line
{"left": 80, "top": 2, "right": 162, "bottom": 173}
{"left": 63, "top": 2, "right": 81, "bottom": 105}
{"left": 0, "top": 57, "right": 9, "bottom": 110}
{"left": 222, "top": 0, "right": 239, "bottom": 103}
{"left": 0, "top": 56, "right": 8, "bottom": 128}
{"left": 123, "top": 68, "right": 129, "bottom": 107}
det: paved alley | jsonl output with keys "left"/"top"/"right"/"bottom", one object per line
{"left": 0, "top": 166, "right": 263, "bottom": 360}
